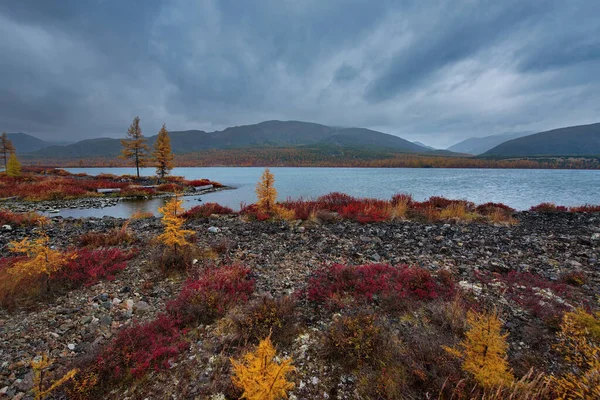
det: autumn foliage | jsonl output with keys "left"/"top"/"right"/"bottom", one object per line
{"left": 158, "top": 196, "right": 194, "bottom": 249}
{"left": 230, "top": 335, "right": 295, "bottom": 400}
{"left": 153, "top": 123, "right": 174, "bottom": 179}
{"left": 445, "top": 309, "right": 514, "bottom": 389}
{"left": 120, "top": 116, "right": 150, "bottom": 178}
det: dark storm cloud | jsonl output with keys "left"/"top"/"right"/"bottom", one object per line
{"left": 0, "top": 0, "right": 599, "bottom": 147}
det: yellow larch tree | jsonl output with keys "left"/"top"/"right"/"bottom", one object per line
{"left": 230, "top": 335, "right": 295, "bottom": 400}
{"left": 550, "top": 308, "right": 600, "bottom": 399}
{"left": 158, "top": 195, "right": 194, "bottom": 250}
{"left": 153, "top": 123, "right": 174, "bottom": 180}
{"left": 120, "top": 116, "right": 150, "bottom": 178}
{"left": 6, "top": 151, "right": 22, "bottom": 177}
{"left": 1, "top": 132, "right": 15, "bottom": 170}
{"left": 8, "top": 223, "right": 72, "bottom": 292}
{"left": 32, "top": 354, "right": 78, "bottom": 400}
{"left": 256, "top": 168, "right": 277, "bottom": 213}
{"left": 445, "top": 309, "right": 514, "bottom": 389}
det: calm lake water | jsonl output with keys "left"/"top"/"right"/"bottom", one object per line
{"left": 56, "top": 167, "right": 600, "bottom": 218}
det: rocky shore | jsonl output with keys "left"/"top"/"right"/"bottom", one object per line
{"left": 0, "top": 186, "right": 232, "bottom": 215}
{"left": 0, "top": 212, "right": 599, "bottom": 398}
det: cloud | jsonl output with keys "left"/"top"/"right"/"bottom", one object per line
{"left": 0, "top": 0, "right": 599, "bottom": 148}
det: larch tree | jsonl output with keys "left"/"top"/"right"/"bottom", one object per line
{"left": 256, "top": 168, "right": 277, "bottom": 213}
{"left": 153, "top": 124, "right": 174, "bottom": 180}
{"left": 230, "top": 335, "right": 295, "bottom": 400}
{"left": 445, "top": 309, "right": 514, "bottom": 388}
{"left": 158, "top": 195, "right": 194, "bottom": 251}
{"left": 0, "top": 132, "right": 15, "bottom": 171}
{"left": 120, "top": 116, "right": 150, "bottom": 178}
{"left": 6, "top": 152, "right": 22, "bottom": 177}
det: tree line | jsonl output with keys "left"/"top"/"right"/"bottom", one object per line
{"left": 120, "top": 116, "right": 174, "bottom": 179}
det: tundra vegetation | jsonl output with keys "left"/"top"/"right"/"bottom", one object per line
{"left": 0, "top": 170, "right": 599, "bottom": 399}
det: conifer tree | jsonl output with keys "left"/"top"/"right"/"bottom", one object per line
{"left": 0, "top": 132, "right": 15, "bottom": 170}
{"left": 6, "top": 152, "right": 22, "bottom": 177}
{"left": 231, "top": 335, "right": 295, "bottom": 400}
{"left": 256, "top": 168, "right": 277, "bottom": 213}
{"left": 445, "top": 309, "right": 514, "bottom": 388}
{"left": 153, "top": 124, "right": 174, "bottom": 180}
{"left": 120, "top": 116, "right": 150, "bottom": 178}
{"left": 158, "top": 195, "right": 194, "bottom": 251}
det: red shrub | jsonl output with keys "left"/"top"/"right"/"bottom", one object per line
{"left": 156, "top": 183, "right": 183, "bottom": 193}
{"left": 53, "top": 248, "right": 136, "bottom": 287}
{"left": 95, "top": 314, "right": 188, "bottom": 380}
{"left": 183, "top": 203, "right": 234, "bottom": 219}
{"left": 0, "top": 210, "right": 46, "bottom": 227}
{"left": 339, "top": 200, "right": 390, "bottom": 223}
{"left": 316, "top": 192, "right": 356, "bottom": 212}
{"left": 239, "top": 203, "right": 271, "bottom": 221}
{"left": 185, "top": 179, "right": 211, "bottom": 187}
{"left": 391, "top": 193, "right": 414, "bottom": 206}
{"left": 529, "top": 202, "right": 568, "bottom": 212}
{"left": 166, "top": 265, "right": 255, "bottom": 326}
{"left": 307, "top": 264, "right": 455, "bottom": 310}
{"left": 280, "top": 198, "right": 320, "bottom": 220}
{"left": 475, "top": 271, "right": 573, "bottom": 324}
{"left": 569, "top": 204, "right": 600, "bottom": 212}
{"left": 120, "top": 187, "right": 155, "bottom": 197}
{"left": 475, "top": 202, "right": 516, "bottom": 215}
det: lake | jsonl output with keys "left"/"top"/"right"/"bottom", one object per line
{"left": 56, "top": 167, "right": 600, "bottom": 218}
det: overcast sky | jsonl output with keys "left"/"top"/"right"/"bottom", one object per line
{"left": 1, "top": 0, "right": 599, "bottom": 148}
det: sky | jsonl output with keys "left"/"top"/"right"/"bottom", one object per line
{"left": 0, "top": 0, "right": 599, "bottom": 148}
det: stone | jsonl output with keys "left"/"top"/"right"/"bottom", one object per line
{"left": 2, "top": 224, "right": 12, "bottom": 231}
{"left": 208, "top": 226, "right": 221, "bottom": 233}
{"left": 134, "top": 301, "right": 151, "bottom": 312}
{"left": 67, "top": 343, "right": 76, "bottom": 351}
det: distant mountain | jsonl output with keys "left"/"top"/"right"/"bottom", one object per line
{"left": 447, "top": 132, "right": 532, "bottom": 155}
{"left": 5, "top": 132, "right": 56, "bottom": 153}
{"left": 482, "top": 123, "right": 600, "bottom": 157}
{"left": 25, "top": 120, "right": 436, "bottom": 159}
{"left": 412, "top": 141, "right": 437, "bottom": 150}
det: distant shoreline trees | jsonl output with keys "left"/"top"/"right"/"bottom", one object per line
{"left": 120, "top": 116, "right": 150, "bottom": 178}
{"left": 153, "top": 124, "right": 174, "bottom": 180}
{"left": 1, "top": 132, "right": 15, "bottom": 171}
{"left": 120, "top": 118, "right": 175, "bottom": 179}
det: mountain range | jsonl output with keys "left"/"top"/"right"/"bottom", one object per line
{"left": 447, "top": 132, "right": 532, "bottom": 155}
{"left": 482, "top": 122, "right": 600, "bottom": 157}
{"left": 6, "top": 120, "right": 600, "bottom": 161}
{"left": 17, "top": 120, "right": 435, "bottom": 159}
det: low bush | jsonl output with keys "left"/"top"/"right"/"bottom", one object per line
{"left": 307, "top": 263, "right": 455, "bottom": 311}
{"left": 94, "top": 314, "right": 188, "bottom": 382}
{"left": 183, "top": 203, "right": 235, "bottom": 219}
{"left": 78, "top": 222, "right": 134, "bottom": 248}
{"left": 568, "top": 204, "right": 600, "bottom": 212}
{"left": 166, "top": 265, "right": 255, "bottom": 326}
{"left": 239, "top": 203, "right": 271, "bottom": 221}
{"left": 52, "top": 248, "right": 136, "bottom": 287}
{"left": 0, "top": 209, "right": 47, "bottom": 227}
{"left": 529, "top": 202, "right": 568, "bottom": 212}
{"left": 225, "top": 295, "right": 299, "bottom": 346}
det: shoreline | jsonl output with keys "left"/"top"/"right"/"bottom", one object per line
{"left": 0, "top": 186, "right": 233, "bottom": 214}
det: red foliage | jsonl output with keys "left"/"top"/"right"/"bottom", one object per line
{"left": 166, "top": 265, "right": 255, "bottom": 326}
{"left": 391, "top": 193, "right": 414, "bottom": 206}
{"left": 156, "top": 183, "right": 184, "bottom": 193}
{"left": 280, "top": 198, "right": 320, "bottom": 220}
{"left": 529, "top": 202, "right": 568, "bottom": 212}
{"left": 475, "top": 271, "right": 573, "bottom": 324}
{"left": 53, "top": 248, "right": 136, "bottom": 287}
{"left": 339, "top": 200, "right": 390, "bottom": 223}
{"left": 307, "top": 264, "right": 455, "bottom": 310}
{"left": 316, "top": 192, "right": 356, "bottom": 212}
{"left": 569, "top": 204, "right": 600, "bottom": 212}
{"left": 475, "top": 202, "right": 516, "bottom": 215}
{"left": 0, "top": 210, "right": 45, "bottom": 227}
{"left": 239, "top": 203, "right": 271, "bottom": 221}
{"left": 95, "top": 313, "right": 188, "bottom": 380}
{"left": 185, "top": 179, "right": 211, "bottom": 187}
{"left": 183, "top": 203, "right": 235, "bottom": 219}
